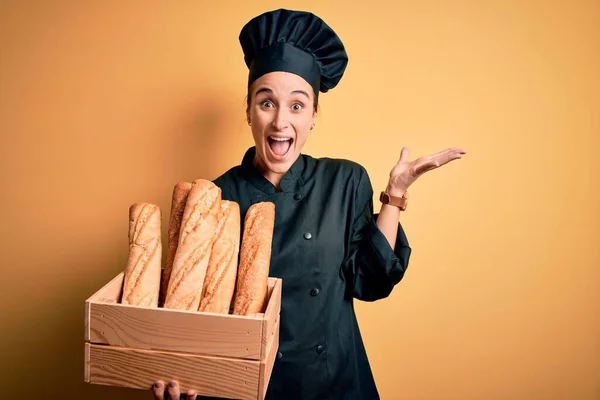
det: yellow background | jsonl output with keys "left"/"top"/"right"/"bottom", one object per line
{"left": 1, "top": 1, "right": 598, "bottom": 399}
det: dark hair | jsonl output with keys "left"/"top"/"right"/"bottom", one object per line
{"left": 245, "top": 91, "right": 319, "bottom": 114}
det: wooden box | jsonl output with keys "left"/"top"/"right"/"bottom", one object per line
{"left": 84, "top": 272, "right": 282, "bottom": 400}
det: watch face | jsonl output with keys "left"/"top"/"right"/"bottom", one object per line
{"left": 380, "top": 192, "right": 389, "bottom": 204}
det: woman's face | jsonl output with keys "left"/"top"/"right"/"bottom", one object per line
{"left": 247, "top": 71, "right": 316, "bottom": 180}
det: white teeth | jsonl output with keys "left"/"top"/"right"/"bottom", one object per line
{"left": 269, "top": 136, "right": 291, "bottom": 142}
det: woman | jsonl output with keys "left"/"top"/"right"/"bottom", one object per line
{"left": 152, "top": 8, "right": 465, "bottom": 400}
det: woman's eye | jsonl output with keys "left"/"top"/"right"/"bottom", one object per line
{"left": 292, "top": 103, "right": 303, "bottom": 111}
{"left": 260, "top": 100, "right": 274, "bottom": 108}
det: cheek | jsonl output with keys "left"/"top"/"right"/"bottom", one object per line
{"left": 251, "top": 124, "right": 266, "bottom": 147}
{"left": 294, "top": 116, "right": 313, "bottom": 135}
{"left": 250, "top": 111, "right": 267, "bottom": 133}
{"left": 250, "top": 125, "right": 260, "bottom": 142}
{"left": 293, "top": 120, "right": 311, "bottom": 147}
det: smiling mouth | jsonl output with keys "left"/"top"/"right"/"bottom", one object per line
{"left": 267, "top": 136, "right": 294, "bottom": 157}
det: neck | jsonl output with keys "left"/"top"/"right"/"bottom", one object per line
{"left": 253, "top": 155, "right": 285, "bottom": 191}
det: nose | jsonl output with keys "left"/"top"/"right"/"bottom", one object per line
{"left": 271, "top": 108, "right": 289, "bottom": 131}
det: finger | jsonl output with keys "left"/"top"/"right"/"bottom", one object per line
{"left": 429, "top": 148, "right": 456, "bottom": 160}
{"left": 413, "top": 149, "right": 452, "bottom": 169}
{"left": 152, "top": 381, "right": 165, "bottom": 400}
{"left": 415, "top": 150, "right": 465, "bottom": 175}
{"left": 413, "top": 159, "right": 439, "bottom": 175}
{"left": 445, "top": 146, "right": 466, "bottom": 155}
{"left": 429, "top": 147, "right": 466, "bottom": 161}
{"left": 436, "top": 150, "right": 466, "bottom": 166}
{"left": 398, "top": 147, "right": 410, "bottom": 163}
{"left": 449, "top": 147, "right": 467, "bottom": 157}
{"left": 187, "top": 389, "right": 198, "bottom": 400}
{"left": 414, "top": 163, "right": 437, "bottom": 175}
{"left": 423, "top": 148, "right": 448, "bottom": 161}
{"left": 167, "top": 381, "right": 180, "bottom": 400}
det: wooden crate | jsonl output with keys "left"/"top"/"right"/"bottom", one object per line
{"left": 84, "top": 272, "right": 281, "bottom": 400}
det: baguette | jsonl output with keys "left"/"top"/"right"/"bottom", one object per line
{"left": 232, "top": 202, "right": 275, "bottom": 315}
{"left": 198, "top": 200, "right": 241, "bottom": 313}
{"left": 159, "top": 182, "right": 192, "bottom": 307}
{"left": 164, "top": 179, "right": 221, "bottom": 311}
{"left": 121, "top": 203, "right": 162, "bottom": 307}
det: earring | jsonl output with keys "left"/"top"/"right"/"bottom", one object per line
{"left": 310, "top": 123, "right": 315, "bottom": 130}
{"left": 247, "top": 120, "right": 251, "bottom": 126}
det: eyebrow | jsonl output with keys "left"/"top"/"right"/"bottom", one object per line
{"left": 291, "top": 90, "right": 310, "bottom": 99}
{"left": 254, "top": 87, "right": 273, "bottom": 97}
{"left": 254, "top": 87, "right": 310, "bottom": 100}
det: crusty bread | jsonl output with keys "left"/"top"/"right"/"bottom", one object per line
{"left": 159, "top": 182, "right": 192, "bottom": 307}
{"left": 121, "top": 203, "right": 162, "bottom": 307}
{"left": 198, "top": 201, "right": 241, "bottom": 313}
{"left": 232, "top": 202, "right": 275, "bottom": 315}
{"left": 164, "top": 179, "right": 221, "bottom": 311}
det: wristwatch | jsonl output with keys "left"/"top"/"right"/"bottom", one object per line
{"left": 379, "top": 190, "right": 409, "bottom": 211}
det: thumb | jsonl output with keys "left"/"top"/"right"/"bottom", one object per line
{"left": 398, "top": 147, "right": 410, "bottom": 163}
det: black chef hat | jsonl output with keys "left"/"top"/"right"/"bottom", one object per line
{"left": 239, "top": 8, "right": 349, "bottom": 100}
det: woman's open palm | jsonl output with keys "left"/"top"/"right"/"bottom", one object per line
{"left": 387, "top": 146, "right": 467, "bottom": 194}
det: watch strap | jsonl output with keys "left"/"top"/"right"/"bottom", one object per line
{"left": 379, "top": 190, "right": 408, "bottom": 211}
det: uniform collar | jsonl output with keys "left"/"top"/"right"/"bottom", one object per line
{"left": 241, "top": 146, "right": 305, "bottom": 194}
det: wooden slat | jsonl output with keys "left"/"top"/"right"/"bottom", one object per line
{"left": 87, "top": 344, "right": 260, "bottom": 400}
{"left": 261, "top": 278, "right": 282, "bottom": 360}
{"left": 266, "top": 320, "right": 279, "bottom": 389}
{"left": 86, "top": 272, "right": 124, "bottom": 303}
{"left": 84, "top": 342, "right": 90, "bottom": 382}
{"left": 266, "top": 279, "right": 274, "bottom": 306}
{"left": 84, "top": 301, "right": 91, "bottom": 342}
{"left": 87, "top": 302, "right": 264, "bottom": 359}
{"left": 259, "top": 317, "right": 279, "bottom": 399}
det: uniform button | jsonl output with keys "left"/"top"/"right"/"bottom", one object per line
{"left": 316, "top": 345, "right": 325, "bottom": 354}
{"left": 294, "top": 193, "right": 302, "bottom": 200}
{"left": 310, "top": 288, "right": 320, "bottom": 296}
{"left": 304, "top": 232, "right": 312, "bottom": 240}
{"left": 277, "top": 351, "right": 283, "bottom": 359}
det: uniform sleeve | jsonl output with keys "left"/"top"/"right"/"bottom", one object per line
{"left": 341, "top": 166, "right": 412, "bottom": 301}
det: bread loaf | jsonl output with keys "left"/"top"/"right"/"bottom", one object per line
{"left": 164, "top": 179, "right": 221, "bottom": 311}
{"left": 198, "top": 201, "right": 241, "bottom": 313}
{"left": 232, "top": 202, "right": 275, "bottom": 315}
{"left": 159, "top": 182, "right": 192, "bottom": 307}
{"left": 121, "top": 203, "right": 162, "bottom": 307}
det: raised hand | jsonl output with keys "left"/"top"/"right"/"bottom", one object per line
{"left": 387, "top": 146, "right": 466, "bottom": 195}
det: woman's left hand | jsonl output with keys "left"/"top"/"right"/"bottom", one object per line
{"left": 387, "top": 146, "right": 467, "bottom": 195}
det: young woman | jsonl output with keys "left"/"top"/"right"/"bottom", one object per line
{"left": 152, "top": 8, "right": 465, "bottom": 400}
